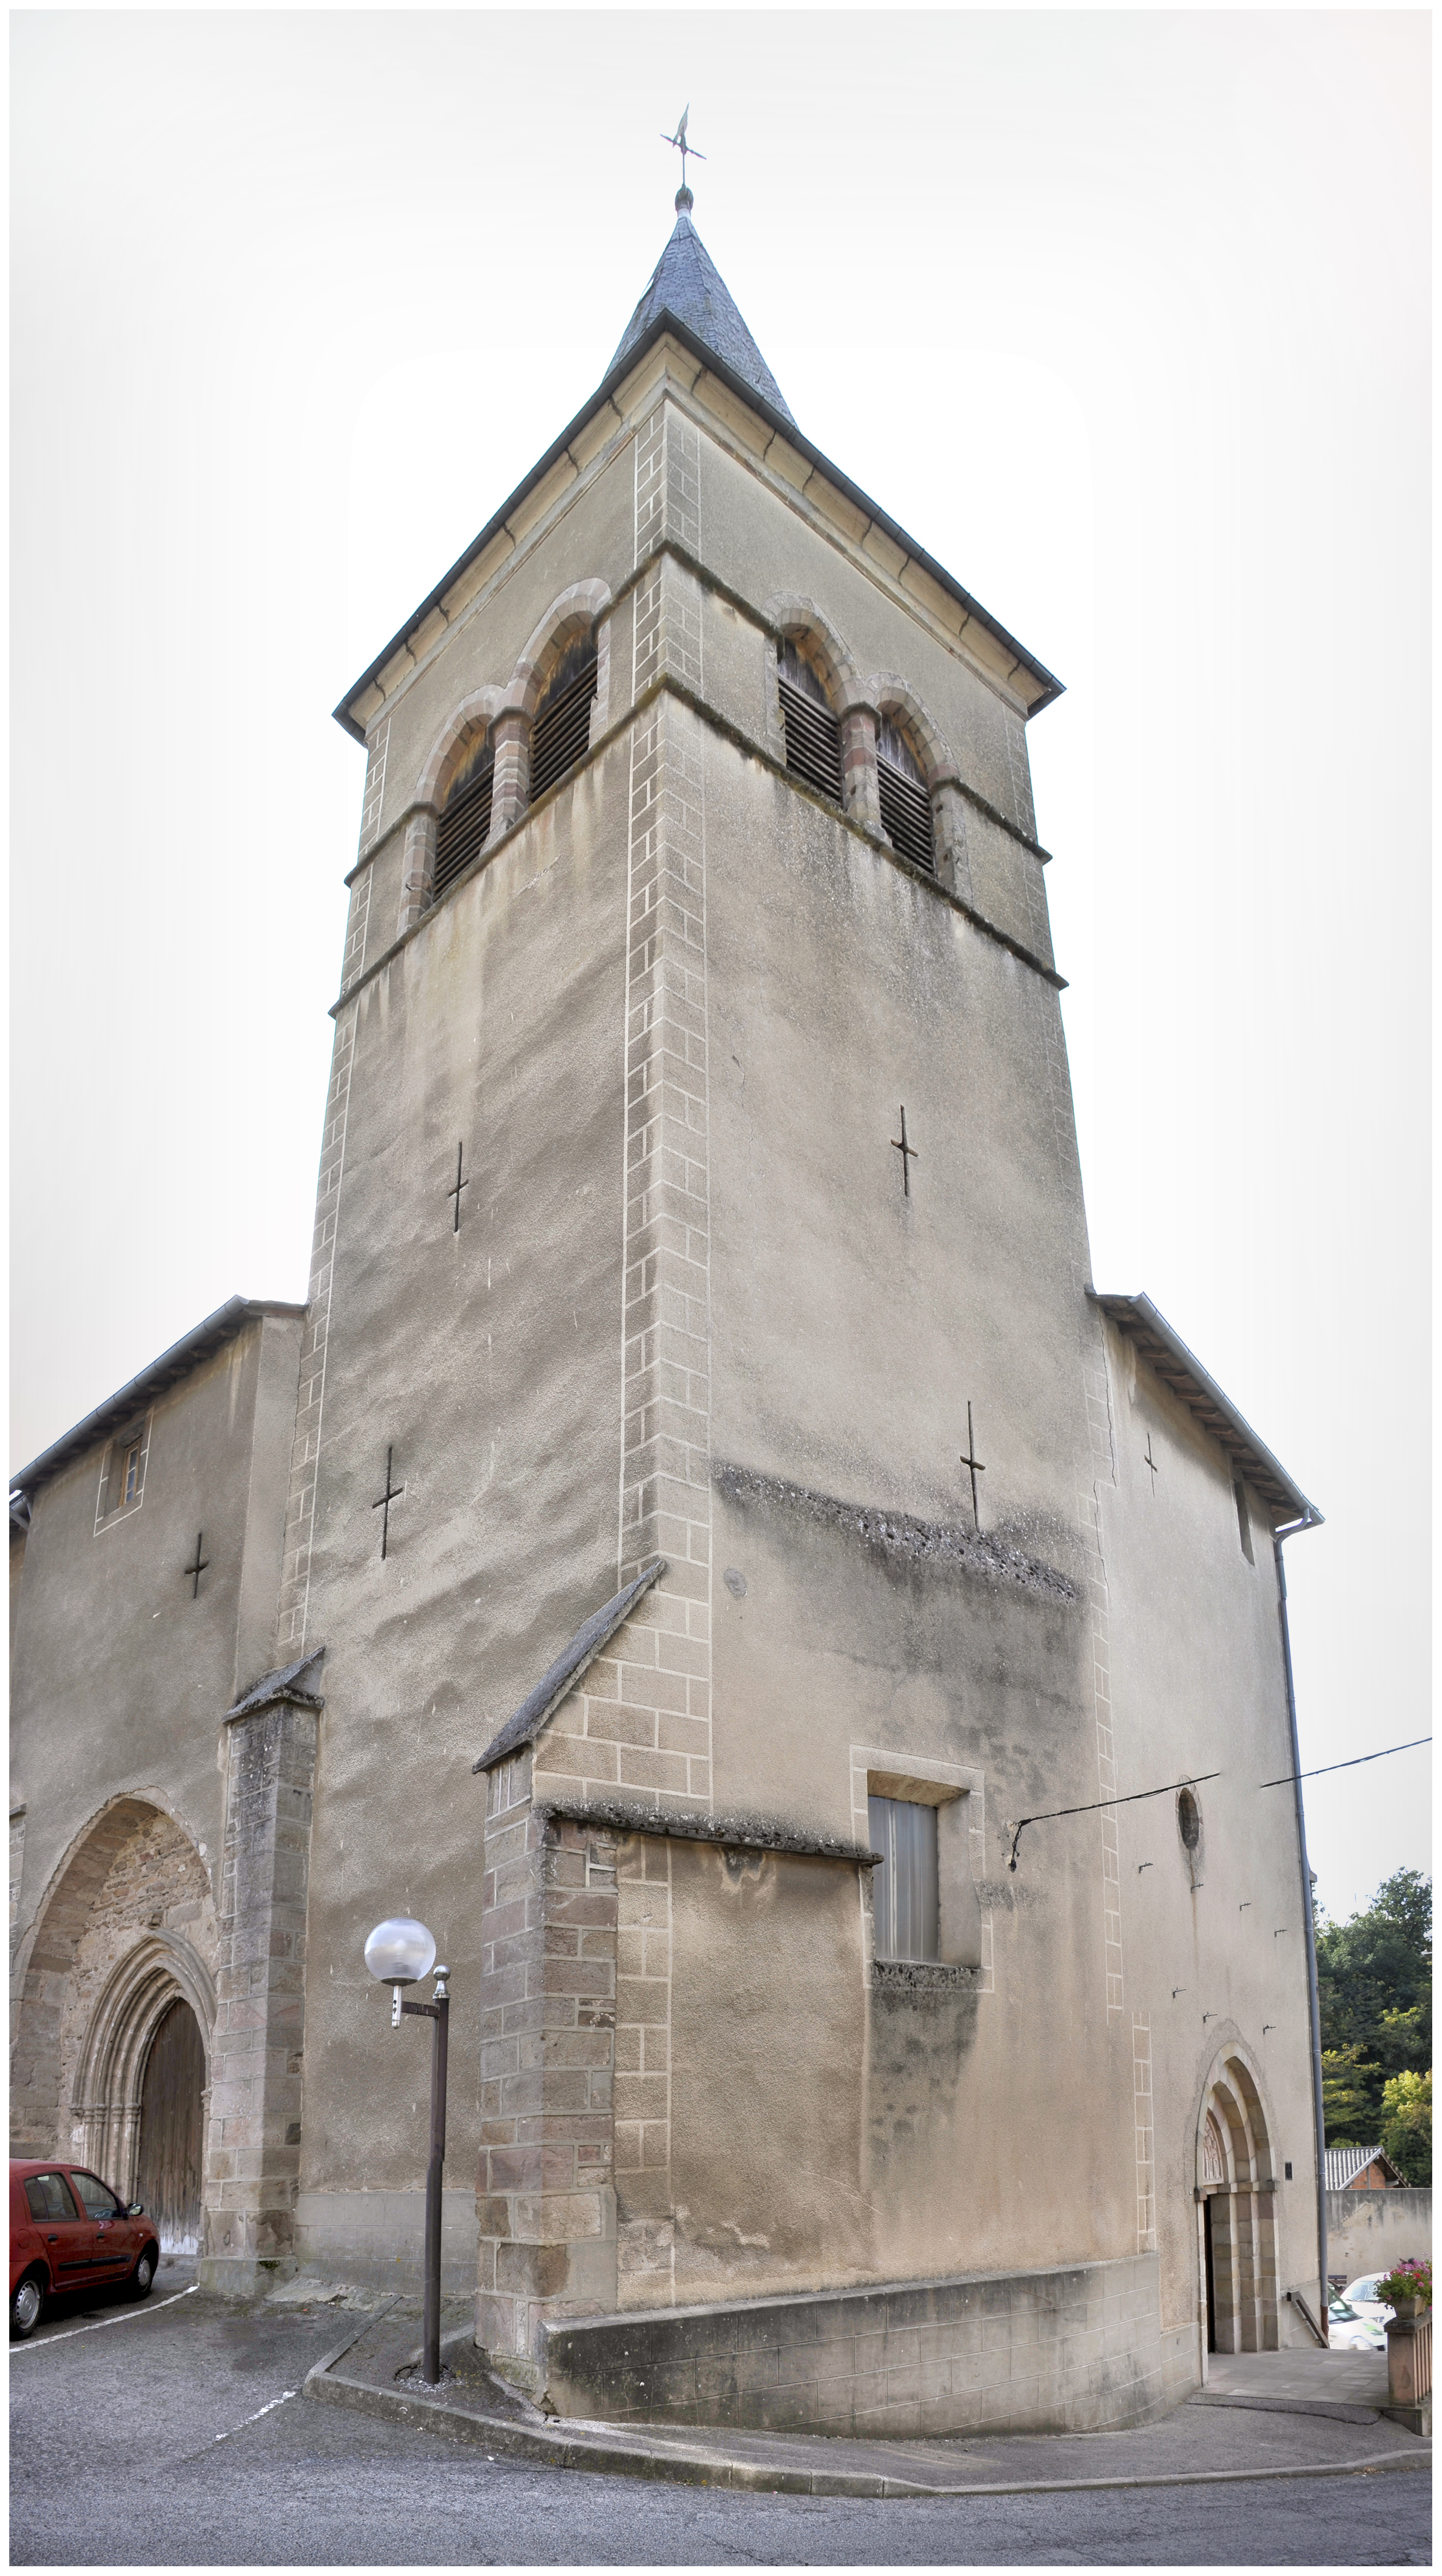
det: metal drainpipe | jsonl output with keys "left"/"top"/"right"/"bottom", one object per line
{"left": 1274, "top": 1528, "right": 1328, "bottom": 2328}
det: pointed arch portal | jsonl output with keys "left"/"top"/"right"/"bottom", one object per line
{"left": 10, "top": 1799, "right": 215, "bottom": 2244}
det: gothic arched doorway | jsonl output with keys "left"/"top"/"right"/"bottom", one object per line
{"left": 137, "top": 1998, "right": 206, "bottom": 2252}
{"left": 1196, "top": 2052, "right": 1278, "bottom": 2354}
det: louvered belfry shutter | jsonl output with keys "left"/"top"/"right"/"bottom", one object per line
{"left": 530, "top": 634, "right": 599, "bottom": 804}
{"left": 434, "top": 752, "right": 494, "bottom": 899}
{"left": 778, "top": 639, "right": 843, "bottom": 804}
{"left": 877, "top": 716, "right": 936, "bottom": 873}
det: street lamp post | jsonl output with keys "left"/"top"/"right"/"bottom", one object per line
{"left": 363, "top": 1914, "right": 450, "bottom": 2386}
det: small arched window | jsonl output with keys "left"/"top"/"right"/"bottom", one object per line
{"left": 530, "top": 630, "right": 599, "bottom": 803}
{"left": 434, "top": 736, "right": 495, "bottom": 900}
{"left": 1177, "top": 1787, "right": 1202, "bottom": 1851}
{"left": 777, "top": 637, "right": 843, "bottom": 804}
{"left": 877, "top": 714, "right": 935, "bottom": 874}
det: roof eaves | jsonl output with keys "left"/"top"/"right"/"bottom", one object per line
{"left": 1091, "top": 1292, "right": 1322, "bottom": 1530}
{"left": 332, "top": 311, "right": 1065, "bottom": 744}
{"left": 10, "top": 1298, "right": 308, "bottom": 1500}
{"left": 1323, "top": 2142, "right": 1403, "bottom": 2190}
{"left": 472, "top": 1561, "right": 667, "bottom": 1773}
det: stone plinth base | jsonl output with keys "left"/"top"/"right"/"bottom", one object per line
{"left": 537, "top": 2253, "right": 1182, "bottom": 2439}
{"left": 199, "top": 2252, "right": 298, "bottom": 2299}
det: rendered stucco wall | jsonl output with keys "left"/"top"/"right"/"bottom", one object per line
{"left": 1327, "top": 2189, "right": 1432, "bottom": 2287}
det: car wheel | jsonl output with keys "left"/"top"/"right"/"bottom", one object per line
{"left": 11, "top": 2273, "right": 46, "bottom": 2338}
{"left": 127, "top": 2247, "right": 157, "bottom": 2300}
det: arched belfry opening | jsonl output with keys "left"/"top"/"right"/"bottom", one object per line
{"left": 876, "top": 711, "right": 936, "bottom": 873}
{"left": 1196, "top": 2053, "right": 1278, "bottom": 2353}
{"left": 434, "top": 731, "right": 496, "bottom": 901}
{"left": 776, "top": 634, "right": 843, "bottom": 803}
{"left": 529, "top": 627, "right": 599, "bottom": 802}
{"left": 10, "top": 1800, "right": 216, "bottom": 2225}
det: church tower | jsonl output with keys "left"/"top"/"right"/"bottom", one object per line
{"left": 10, "top": 174, "right": 1323, "bottom": 2430}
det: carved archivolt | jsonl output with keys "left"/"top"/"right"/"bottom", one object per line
{"left": 69, "top": 1932, "right": 215, "bottom": 2203}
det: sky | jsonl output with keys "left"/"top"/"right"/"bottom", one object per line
{"left": 10, "top": 9, "right": 1430, "bottom": 1926}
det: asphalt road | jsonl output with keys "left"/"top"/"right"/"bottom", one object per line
{"left": 10, "top": 2264, "right": 1432, "bottom": 2567}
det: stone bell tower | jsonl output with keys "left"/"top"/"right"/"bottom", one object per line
{"left": 239, "top": 172, "right": 1320, "bottom": 2428}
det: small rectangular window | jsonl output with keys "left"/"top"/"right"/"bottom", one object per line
{"left": 868, "top": 1794, "right": 939, "bottom": 1961}
{"left": 97, "top": 1420, "right": 147, "bottom": 1525}
{"left": 1234, "top": 1474, "right": 1254, "bottom": 1565}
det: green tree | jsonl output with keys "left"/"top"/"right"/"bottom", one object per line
{"left": 1321, "top": 2044, "right": 1379, "bottom": 2145}
{"left": 1380, "top": 2068, "right": 1431, "bottom": 2187}
{"left": 1316, "top": 1870, "right": 1431, "bottom": 2137}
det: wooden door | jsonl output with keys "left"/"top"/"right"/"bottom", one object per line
{"left": 136, "top": 1998, "right": 205, "bottom": 2251}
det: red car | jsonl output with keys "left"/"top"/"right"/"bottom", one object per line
{"left": 10, "top": 2159, "right": 159, "bottom": 2338}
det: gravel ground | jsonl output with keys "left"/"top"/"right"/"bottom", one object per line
{"left": 10, "top": 2263, "right": 1432, "bottom": 2567}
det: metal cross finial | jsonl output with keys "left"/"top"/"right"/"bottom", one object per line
{"left": 960, "top": 1403, "right": 986, "bottom": 1530}
{"left": 661, "top": 106, "right": 706, "bottom": 203}
{"left": 182, "top": 1532, "right": 210, "bottom": 1599}
{"left": 447, "top": 1142, "right": 469, "bottom": 1234}
{"left": 372, "top": 1447, "right": 405, "bottom": 1561}
{"left": 890, "top": 1106, "right": 918, "bottom": 1195}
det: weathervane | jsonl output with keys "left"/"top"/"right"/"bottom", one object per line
{"left": 661, "top": 105, "right": 705, "bottom": 206}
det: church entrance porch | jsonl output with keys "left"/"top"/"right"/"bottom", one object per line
{"left": 9, "top": 1799, "right": 216, "bottom": 2217}
{"left": 1196, "top": 2052, "right": 1279, "bottom": 2355}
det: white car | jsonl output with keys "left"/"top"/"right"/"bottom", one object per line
{"left": 1341, "top": 2272, "right": 1396, "bottom": 2326}
{"left": 1328, "top": 2295, "right": 1388, "bottom": 2351}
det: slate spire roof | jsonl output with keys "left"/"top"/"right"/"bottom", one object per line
{"left": 609, "top": 190, "right": 796, "bottom": 428}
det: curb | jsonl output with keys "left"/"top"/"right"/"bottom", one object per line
{"left": 1191, "top": 2392, "right": 1383, "bottom": 2427}
{"left": 304, "top": 2364, "right": 1433, "bottom": 2498}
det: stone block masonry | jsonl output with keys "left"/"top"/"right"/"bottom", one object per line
{"left": 476, "top": 1782, "right": 621, "bottom": 2381}
{"left": 541, "top": 2253, "right": 1173, "bottom": 2438}
{"left": 200, "top": 1683, "right": 319, "bottom": 2294}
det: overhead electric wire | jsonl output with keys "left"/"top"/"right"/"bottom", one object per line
{"left": 1007, "top": 1774, "right": 1221, "bottom": 1871}
{"left": 1006, "top": 1735, "right": 1431, "bottom": 1873}
{"left": 1258, "top": 1735, "right": 1431, "bottom": 1790}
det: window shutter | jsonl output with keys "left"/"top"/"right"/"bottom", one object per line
{"left": 778, "top": 676, "right": 843, "bottom": 803}
{"left": 876, "top": 717, "right": 935, "bottom": 872}
{"left": 530, "top": 647, "right": 598, "bottom": 803}
{"left": 434, "top": 757, "right": 494, "bottom": 899}
{"left": 877, "top": 758, "right": 935, "bottom": 873}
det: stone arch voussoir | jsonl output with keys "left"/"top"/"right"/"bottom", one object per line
{"left": 70, "top": 1932, "right": 215, "bottom": 2200}
{"left": 865, "top": 673, "right": 961, "bottom": 788}
{"left": 764, "top": 594, "right": 863, "bottom": 712}
{"left": 506, "top": 579, "right": 614, "bottom": 721}
{"left": 416, "top": 687, "right": 505, "bottom": 810}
